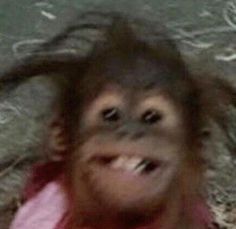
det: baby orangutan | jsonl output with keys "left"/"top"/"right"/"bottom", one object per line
{"left": 2, "top": 12, "right": 235, "bottom": 229}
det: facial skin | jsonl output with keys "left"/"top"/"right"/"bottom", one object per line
{"left": 78, "top": 89, "right": 185, "bottom": 202}
{"left": 68, "top": 88, "right": 187, "bottom": 227}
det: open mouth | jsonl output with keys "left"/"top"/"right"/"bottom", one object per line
{"left": 88, "top": 155, "right": 161, "bottom": 175}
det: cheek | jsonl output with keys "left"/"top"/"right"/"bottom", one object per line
{"left": 154, "top": 124, "right": 189, "bottom": 156}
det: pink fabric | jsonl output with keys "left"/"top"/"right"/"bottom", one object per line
{"left": 10, "top": 181, "right": 68, "bottom": 229}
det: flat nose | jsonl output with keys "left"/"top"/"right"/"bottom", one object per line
{"left": 116, "top": 123, "right": 145, "bottom": 140}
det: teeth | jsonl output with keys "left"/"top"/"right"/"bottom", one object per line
{"left": 110, "top": 156, "right": 129, "bottom": 169}
{"left": 110, "top": 156, "right": 148, "bottom": 173}
{"left": 125, "top": 157, "right": 144, "bottom": 171}
{"left": 134, "top": 160, "right": 150, "bottom": 174}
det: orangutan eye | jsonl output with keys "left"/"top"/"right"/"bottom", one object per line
{"left": 101, "top": 107, "right": 121, "bottom": 122}
{"left": 141, "top": 109, "right": 162, "bottom": 124}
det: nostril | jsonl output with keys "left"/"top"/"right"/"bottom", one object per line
{"left": 117, "top": 131, "right": 145, "bottom": 140}
{"left": 116, "top": 130, "right": 128, "bottom": 138}
{"left": 116, "top": 125, "right": 129, "bottom": 138}
{"left": 132, "top": 131, "right": 145, "bottom": 139}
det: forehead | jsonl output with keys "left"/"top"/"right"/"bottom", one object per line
{"left": 107, "top": 57, "right": 175, "bottom": 89}
{"left": 79, "top": 58, "right": 187, "bottom": 110}
{"left": 86, "top": 83, "right": 174, "bottom": 108}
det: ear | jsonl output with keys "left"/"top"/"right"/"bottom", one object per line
{"left": 43, "top": 113, "right": 69, "bottom": 161}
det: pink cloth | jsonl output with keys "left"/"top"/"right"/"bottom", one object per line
{"left": 10, "top": 181, "right": 68, "bottom": 229}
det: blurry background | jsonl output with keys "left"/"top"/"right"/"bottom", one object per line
{"left": 0, "top": 0, "right": 236, "bottom": 228}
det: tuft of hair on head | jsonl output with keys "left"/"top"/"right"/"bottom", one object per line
{"left": 85, "top": 13, "right": 189, "bottom": 84}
